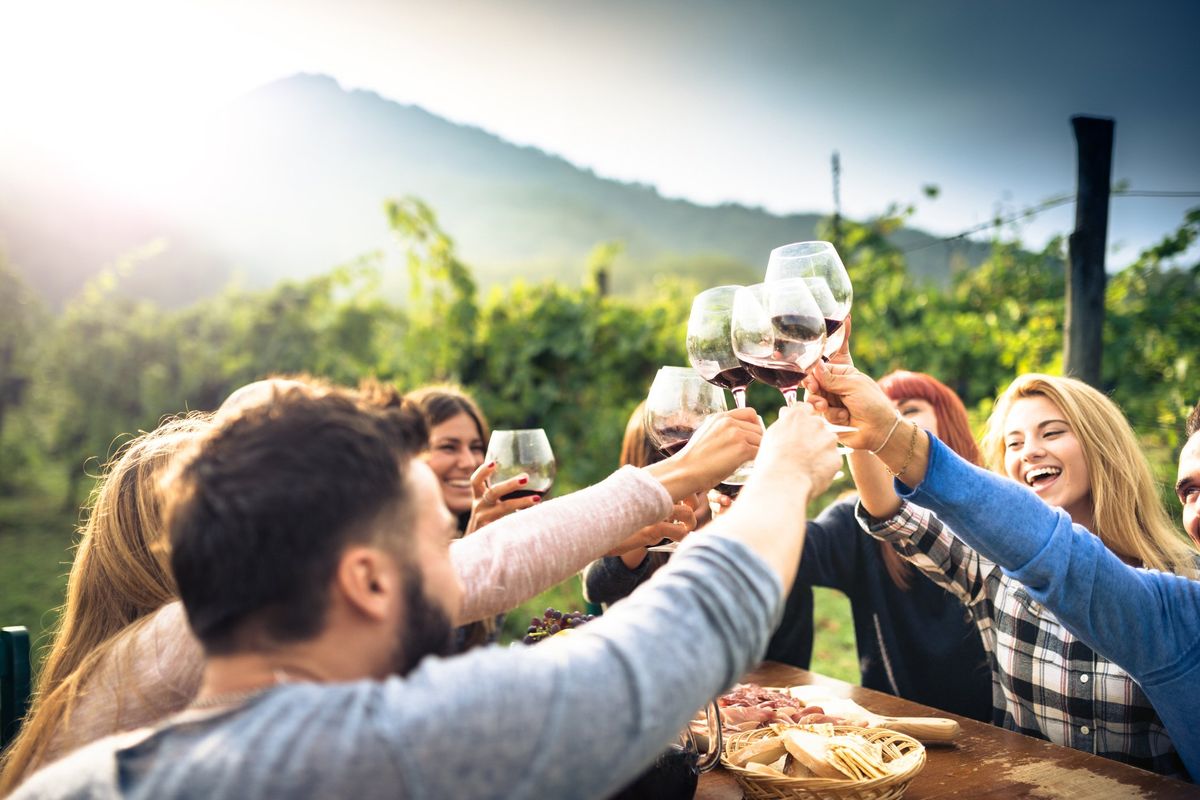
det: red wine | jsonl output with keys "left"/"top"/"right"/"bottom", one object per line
{"left": 705, "top": 365, "right": 753, "bottom": 391}
{"left": 657, "top": 440, "right": 689, "bottom": 458}
{"left": 824, "top": 317, "right": 844, "bottom": 336}
{"left": 653, "top": 425, "right": 694, "bottom": 458}
{"left": 745, "top": 363, "right": 804, "bottom": 390}
{"left": 771, "top": 314, "right": 825, "bottom": 368}
{"left": 715, "top": 481, "right": 743, "bottom": 499}
{"left": 499, "top": 488, "right": 548, "bottom": 502}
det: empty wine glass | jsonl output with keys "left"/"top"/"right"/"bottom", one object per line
{"left": 729, "top": 280, "right": 825, "bottom": 407}
{"left": 483, "top": 429, "right": 556, "bottom": 501}
{"left": 643, "top": 367, "right": 727, "bottom": 458}
{"left": 765, "top": 241, "right": 853, "bottom": 359}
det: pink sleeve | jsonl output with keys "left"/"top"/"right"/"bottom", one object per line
{"left": 451, "top": 466, "right": 673, "bottom": 623}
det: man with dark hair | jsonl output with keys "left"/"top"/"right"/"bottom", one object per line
{"left": 14, "top": 385, "right": 841, "bottom": 799}
{"left": 1176, "top": 398, "right": 1200, "bottom": 548}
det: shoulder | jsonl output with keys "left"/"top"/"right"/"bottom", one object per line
{"left": 11, "top": 732, "right": 134, "bottom": 799}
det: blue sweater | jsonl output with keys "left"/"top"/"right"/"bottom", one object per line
{"left": 899, "top": 434, "right": 1200, "bottom": 781}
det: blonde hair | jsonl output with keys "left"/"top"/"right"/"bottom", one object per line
{"left": 981, "top": 374, "right": 1197, "bottom": 578}
{"left": 0, "top": 414, "right": 209, "bottom": 794}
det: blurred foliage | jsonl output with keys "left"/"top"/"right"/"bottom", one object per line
{"left": 3, "top": 196, "right": 1198, "bottom": 684}
{"left": 2, "top": 199, "right": 1197, "bottom": 518}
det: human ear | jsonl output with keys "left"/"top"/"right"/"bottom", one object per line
{"left": 335, "top": 547, "right": 394, "bottom": 622}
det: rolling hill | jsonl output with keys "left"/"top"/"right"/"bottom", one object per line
{"left": 0, "top": 73, "right": 989, "bottom": 307}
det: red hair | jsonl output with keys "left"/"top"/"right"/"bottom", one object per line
{"left": 877, "top": 371, "right": 981, "bottom": 466}
{"left": 873, "top": 371, "right": 980, "bottom": 590}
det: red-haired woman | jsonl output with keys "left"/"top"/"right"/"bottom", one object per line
{"left": 752, "top": 370, "right": 992, "bottom": 720}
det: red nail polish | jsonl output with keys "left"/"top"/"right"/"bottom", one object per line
{"left": 531, "top": 495, "right": 541, "bottom": 503}
{"left": 487, "top": 461, "right": 496, "bottom": 469}
{"left": 518, "top": 476, "right": 528, "bottom": 485}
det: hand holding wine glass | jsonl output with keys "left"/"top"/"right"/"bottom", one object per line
{"left": 643, "top": 367, "right": 728, "bottom": 457}
{"left": 480, "top": 429, "right": 556, "bottom": 499}
{"left": 466, "top": 461, "right": 543, "bottom": 533}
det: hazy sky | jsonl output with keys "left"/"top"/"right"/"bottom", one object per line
{"left": 3, "top": 0, "right": 1198, "bottom": 263}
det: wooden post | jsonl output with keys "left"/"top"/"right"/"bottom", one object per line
{"left": 1064, "top": 116, "right": 1114, "bottom": 387}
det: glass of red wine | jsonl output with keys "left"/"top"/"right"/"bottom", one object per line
{"left": 686, "top": 286, "right": 755, "bottom": 497}
{"left": 643, "top": 367, "right": 726, "bottom": 553}
{"left": 643, "top": 366, "right": 727, "bottom": 458}
{"left": 483, "top": 429, "right": 556, "bottom": 501}
{"left": 729, "top": 280, "right": 825, "bottom": 407}
{"left": 765, "top": 241, "right": 853, "bottom": 359}
{"left": 686, "top": 286, "right": 755, "bottom": 408}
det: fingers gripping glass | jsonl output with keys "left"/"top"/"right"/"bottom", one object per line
{"left": 643, "top": 367, "right": 726, "bottom": 554}
{"left": 483, "top": 429, "right": 556, "bottom": 501}
{"left": 643, "top": 367, "right": 727, "bottom": 458}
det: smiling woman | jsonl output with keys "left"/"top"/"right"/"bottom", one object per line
{"left": 405, "top": 386, "right": 490, "bottom": 527}
{"left": 404, "top": 385, "right": 502, "bottom": 651}
{"left": 980, "top": 374, "right": 1194, "bottom": 575}
{"left": 845, "top": 370, "right": 1200, "bottom": 777}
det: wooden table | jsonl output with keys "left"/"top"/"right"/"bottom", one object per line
{"left": 697, "top": 663, "right": 1200, "bottom": 799}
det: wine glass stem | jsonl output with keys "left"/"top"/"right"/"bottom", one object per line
{"left": 782, "top": 389, "right": 797, "bottom": 407}
{"left": 732, "top": 387, "right": 748, "bottom": 409}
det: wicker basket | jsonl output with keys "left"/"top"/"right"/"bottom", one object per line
{"left": 720, "top": 725, "right": 926, "bottom": 800}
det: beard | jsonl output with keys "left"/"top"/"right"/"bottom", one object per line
{"left": 393, "top": 561, "right": 456, "bottom": 676}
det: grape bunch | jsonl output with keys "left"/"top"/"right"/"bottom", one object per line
{"left": 523, "top": 607, "right": 596, "bottom": 644}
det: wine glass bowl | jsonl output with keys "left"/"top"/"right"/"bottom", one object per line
{"left": 729, "top": 281, "right": 826, "bottom": 406}
{"left": 643, "top": 367, "right": 728, "bottom": 458}
{"left": 686, "top": 286, "right": 755, "bottom": 407}
{"left": 764, "top": 241, "right": 853, "bottom": 358}
{"left": 483, "top": 429, "right": 556, "bottom": 500}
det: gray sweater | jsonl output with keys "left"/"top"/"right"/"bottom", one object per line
{"left": 13, "top": 532, "right": 782, "bottom": 800}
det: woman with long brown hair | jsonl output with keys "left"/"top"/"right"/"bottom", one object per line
{"left": 0, "top": 415, "right": 210, "bottom": 794}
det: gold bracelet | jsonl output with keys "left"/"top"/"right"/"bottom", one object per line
{"left": 869, "top": 414, "right": 903, "bottom": 455}
{"left": 885, "top": 421, "right": 920, "bottom": 479}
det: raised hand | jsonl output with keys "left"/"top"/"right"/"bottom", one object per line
{"left": 645, "top": 407, "right": 763, "bottom": 501}
{"left": 749, "top": 403, "right": 841, "bottom": 498}
{"left": 802, "top": 361, "right": 899, "bottom": 453}
{"left": 465, "top": 461, "right": 541, "bottom": 534}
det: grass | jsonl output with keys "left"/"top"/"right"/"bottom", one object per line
{"left": 0, "top": 494, "right": 78, "bottom": 669}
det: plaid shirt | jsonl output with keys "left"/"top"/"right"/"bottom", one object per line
{"left": 857, "top": 500, "right": 1186, "bottom": 779}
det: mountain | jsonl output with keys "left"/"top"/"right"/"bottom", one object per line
{"left": 0, "top": 74, "right": 989, "bottom": 308}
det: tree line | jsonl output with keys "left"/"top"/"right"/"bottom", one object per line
{"left": 1, "top": 199, "right": 1197, "bottom": 514}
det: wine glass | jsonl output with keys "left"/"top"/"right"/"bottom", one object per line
{"left": 686, "top": 286, "right": 755, "bottom": 409}
{"left": 729, "top": 280, "right": 825, "bottom": 407}
{"left": 483, "top": 429, "right": 556, "bottom": 501}
{"left": 765, "top": 241, "right": 853, "bottom": 359}
{"left": 643, "top": 367, "right": 727, "bottom": 458}
{"left": 687, "top": 286, "right": 756, "bottom": 495}
{"left": 643, "top": 367, "right": 726, "bottom": 553}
